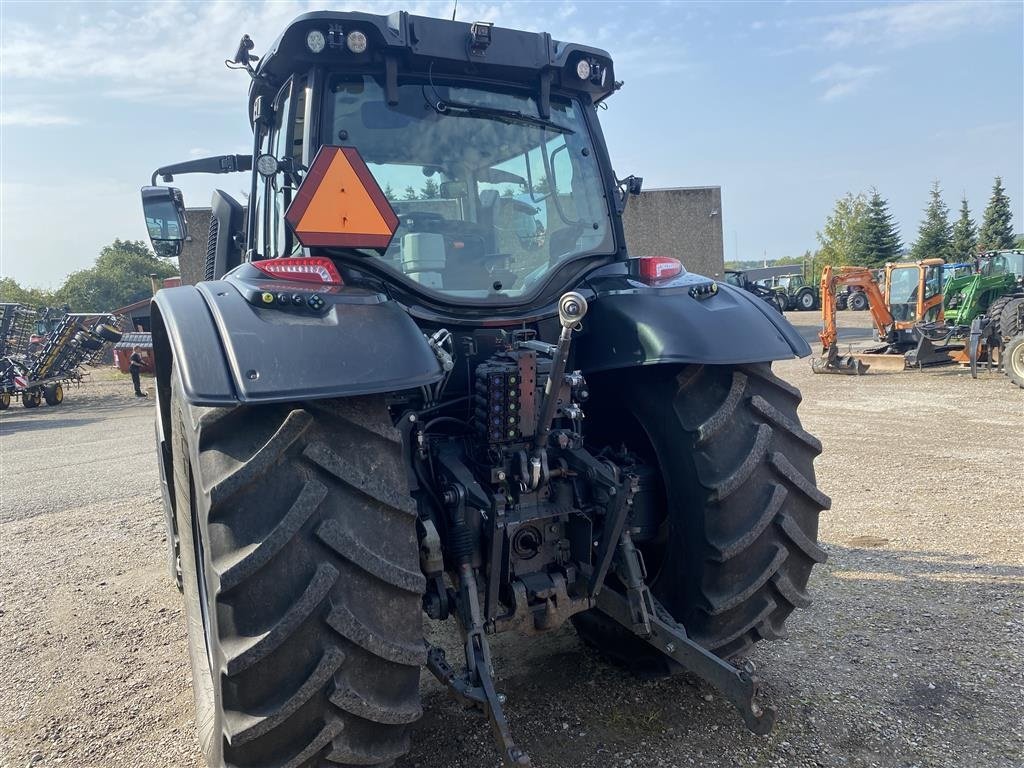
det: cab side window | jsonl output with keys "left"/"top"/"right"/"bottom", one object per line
{"left": 261, "top": 75, "right": 309, "bottom": 259}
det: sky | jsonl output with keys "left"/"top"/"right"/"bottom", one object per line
{"left": 1, "top": 0, "right": 1021, "bottom": 287}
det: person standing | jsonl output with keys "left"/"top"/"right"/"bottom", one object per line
{"left": 129, "top": 346, "right": 146, "bottom": 398}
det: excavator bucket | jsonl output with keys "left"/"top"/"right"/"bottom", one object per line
{"left": 811, "top": 346, "right": 870, "bottom": 374}
{"left": 850, "top": 352, "right": 908, "bottom": 372}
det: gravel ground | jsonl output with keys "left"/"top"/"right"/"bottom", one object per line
{"left": 1, "top": 316, "right": 1021, "bottom": 768}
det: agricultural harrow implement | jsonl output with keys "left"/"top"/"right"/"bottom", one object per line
{"left": 0, "top": 308, "right": 123, "bottom": 409}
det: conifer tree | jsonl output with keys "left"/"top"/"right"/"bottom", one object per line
{"left": 911, "top": 181, "right": 952, "bottom": 260}
{"left": 859, "top": 188, "right": 903, "bottom": 266}
{"left": 950, "top": 196, "right": 977, "bottom": 258}
{"left": 978, "top": 176, "right": 1015, "bottom": 250}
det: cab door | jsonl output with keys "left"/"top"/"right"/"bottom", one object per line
{"left": 920, "top": 263, "right": 944, "bottom": 323}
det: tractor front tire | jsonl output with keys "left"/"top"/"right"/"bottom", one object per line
{"left": 575, "top": 363, "right": 829, "bottom": 665}
{"left": 170, "top": 368, "right": 424, "bottom": 768}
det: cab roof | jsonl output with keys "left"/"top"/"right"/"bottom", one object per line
{"left": 249, "top": 10, "right": 617, "bottom": 117}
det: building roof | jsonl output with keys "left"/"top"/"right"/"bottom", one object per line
{"left": 113, "top": 332, "right": 153, "bottom": 350}
{"left": 111, "top": 297, "right": 152, "bottom": 315}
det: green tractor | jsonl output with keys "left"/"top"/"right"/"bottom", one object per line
{"left": 777, "top": 273, "right": 820, "bottom": 311}
{"left": 944, "top": 250, "right": 1024, "bottom": 330}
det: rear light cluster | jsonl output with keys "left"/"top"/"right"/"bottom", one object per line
{"left": 636, "top": 256, "right": 684, "bottom": 284}
{"left": 253, "top": 257, "right": 343, "bottom": 285}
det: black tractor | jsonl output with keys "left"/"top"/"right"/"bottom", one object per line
{"left": 140, "top": 11, "right": 828, "bottom": 768}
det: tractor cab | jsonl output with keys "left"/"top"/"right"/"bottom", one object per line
{"left": 980, "top": 250, "right": 1024, "bottom": 281}
{"left": 141, "top": 11, "right": 632, "bottom": 312}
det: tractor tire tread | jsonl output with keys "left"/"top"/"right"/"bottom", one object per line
{"left": 574, "top": 362, "right": 828, "bottom": 662}
{"left": 172, "top": 381, "right": 422, "bottom": 768}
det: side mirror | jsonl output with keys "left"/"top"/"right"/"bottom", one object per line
{"left": 141, "top": 186, "right": 188, "bottom": 258}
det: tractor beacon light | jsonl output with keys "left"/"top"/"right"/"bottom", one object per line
{"left": 253, "top": 257, "right": 343, "bottom": 285}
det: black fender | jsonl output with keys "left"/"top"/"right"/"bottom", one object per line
{"left": 151, "top": 278, "right": 443, "bottom": 407}
{"left": 575, "top": 271, "right": 810, "bottom": 373}
{"left": 149, "top": 275, "right": 442, "bottom": 586}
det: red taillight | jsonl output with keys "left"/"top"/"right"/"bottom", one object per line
{"left": 637, "top": 256, "right": 684, "bottom": 284}
{"left": 253, "top": 257, "right": 343, "bottom": 285}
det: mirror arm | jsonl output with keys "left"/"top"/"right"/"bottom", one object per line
{"left": 151, "top": 154, "right": 254, "bottom": 186}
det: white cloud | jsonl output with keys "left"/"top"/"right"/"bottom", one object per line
{"left": 818, "top": 1, "right": 1009, "bottom": 49}
{"left": 0, "top": 1, "right": 555, "bottom": 106}
{"left": 813, "top": 63, "right": 884, "bottom": 102}
{"left": 0, "top": 110, "right": 79, "bottom": 127}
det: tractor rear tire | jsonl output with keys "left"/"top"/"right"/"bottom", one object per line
{"left": 1003, "top": 334, "right": 1024, "bottom": 388}
{"left": 22, "top": 389, "right": 41, "bottom": 408}
{"left": 44, "top": 383, "right": 64, "bottom": 406}
{"left": 574, "top": 363, "right": 829, "bottom": 665}
{"left": 998, "top": 297, "right": 1023, "bottom": 340}
{"left": 796, "top": 289, "right": 816, "bottom": 311}
{"left": 170, "top": 368, "right": 424, "bottom": 768}
{"left": 848, "top": 292, "right": 868, "bottom": 312}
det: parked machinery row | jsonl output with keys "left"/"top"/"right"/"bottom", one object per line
{"left": 0, "top": 303, "right": 123, "bottom": 409}
{"left": 810, "top": 250, "right": 1024, "bottom": 387}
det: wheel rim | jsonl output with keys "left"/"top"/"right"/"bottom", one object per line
{"left": 54, "top": 384, "right": 63, "bottom": 403}
{"left": 1011, "top": 343, "right": 1024, "bottom": 378}
{"left": 801, "top": 293, "right": 814, "bottom": 308}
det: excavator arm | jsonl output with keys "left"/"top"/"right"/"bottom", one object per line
{"left": 813, "top": 266, "right": 893, "bottom": 375}
{"left": 817, "top": 266, "right": 893, "bottom": 349}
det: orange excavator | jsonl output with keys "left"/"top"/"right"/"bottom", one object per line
{"left": 812, "top": 259, "right": 957, "bottom": 374}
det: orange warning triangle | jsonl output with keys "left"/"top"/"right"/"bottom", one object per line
{"left": 286, "top": 146, "right": 398, "bottom": 250}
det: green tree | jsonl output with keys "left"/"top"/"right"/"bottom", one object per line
{"left": 859, "top": 188, "right": 903, "bottom": 267}
{"left": 382, "top": 183, "right": 396, "bottom": 200}
{"left": 0, "top": 277, "right": 58, "bottom": 307}
{"left": 420, "top": 177, "right": 440, "bottom": 199}
{"left": 911, "top": 181, "right": 952, "bottom": 260}
{"left": 816, "top": 192, "right": 868, "bottom": 275}
{"left": 978, "top": 176, "right": 1015, "bottom": 251}
{"left": 950, "top": 196, "right": 978, "bottom": 258}
{"left": 403, "top": 185, "right": 418, "bottom": 201}
{"left": 57, "top": 239, "right": 178, "bottom": 311}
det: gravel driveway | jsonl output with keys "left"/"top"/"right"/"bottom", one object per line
{"left": 1, "top": 321, "right": 1021, "bottom": 768}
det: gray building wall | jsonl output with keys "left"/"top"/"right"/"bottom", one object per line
{"left": 176, "top": 187, "right": 725, "bottom": 285}
{"left": 178, "top": 208, "right": 212, "bottom": 286}
{"left": 621, "top": 187, "right": 724, "bottom": 278}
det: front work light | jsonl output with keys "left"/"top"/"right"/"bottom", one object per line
{"left": 306, "top": 29, "right": 326, "bottom": 53}
{"left": 346, "top": 30, "right": 368, "bottom": 53}
{"left": 576, "top": 59, "right": 591, "bottom": 80}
